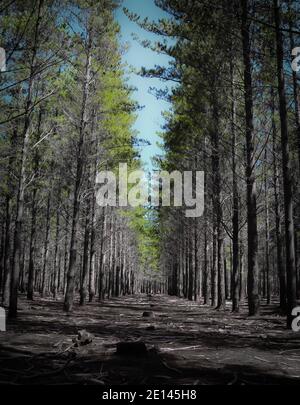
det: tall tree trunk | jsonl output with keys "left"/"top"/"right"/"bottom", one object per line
{"left": 271, "top": 90, "right": 286, "bottom": 310}
{"left": 211, "top": 96, "right": 225, "bottom": 310}
{"left": 41, "top": 193, "right": 51, "bottom": 297}
{"left": 52, "top": 205, "right": 60, "bottom": 299}
{"left": 194, "top": 220, "right": 199, "bottom": 301}
{"left": 88, "top": 184, "right": 96, "bottom": 302}
{"left": 107, "top": 215, "right": 114, "bottom": 298}
{"left": 203, "top": 215, "right": 209, "bottom": 304}
{"left": 1, "top": 124, "right": 18, "bottom": 307}
{"left": 19, "top": 238, "right": 26, "bottom": 294}
{"left": 241, "top": 0, "right": 260, "bottom": 316}
{"left": 273, "top": 0, "right": 297, "bottom": 328}
{"left": 64, "top": 39, "right": 92, "bottom": 312}
{"left": 80, "top": 198, "right": 90, "bottom": 306}
{"left": 264, "top": 148, "right": 271, "bottom": 304}
{"left": 202, "top": 139, "right": 209, "bottom": 304}
{"left": 2, "top": 196, "right": 11, "bottom": 307}
{"left": 211, "top": 221, "right": 217, "bottom": 307}
{"left": 188, "top": 232, "right": 193, "bottom": 300}
{"left": 217, "top": 229, "right": 225, "bottom": 309}
{"left": 8, "top": 0, "right": 44, "bottom": 318}
{"left": 97, "top": 212, "right": 105, "bottom": 301}
{"left": 27, "top": 188, "right": 37, "bottom": 300}
{"left": 0, "top": 220, "right": 4, "bottom": 294}
{"left": 231, "top": 61, "right": 240, "bottom": 312}
{"left": 239, "top": 239, "right": 246, "bottom": 301}
{"left": 224, "top": 246, "right": 230, "bottom": 300}
{"left": 27, "top": 107, "right": 43, "bottom": 301}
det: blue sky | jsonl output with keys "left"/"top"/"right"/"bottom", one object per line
{"left": 115, "top": 0, "right": 173, "bottom": 171}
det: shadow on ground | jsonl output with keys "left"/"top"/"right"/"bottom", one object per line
{"left": 0, "top": 294, "right": 300, "bottom": 385}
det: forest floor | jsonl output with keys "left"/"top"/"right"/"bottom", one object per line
{"left": 0, "top": 294, "right": 300, "bottom": 385}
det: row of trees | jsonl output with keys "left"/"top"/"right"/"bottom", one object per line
{"left": 0, "top": 0, "right": 151, "bottom": 317}
{"left": 1, "top": 0, "right": 300, "bottom": 331}
{"left": 128, "top": 0, "right": 300, "bottom": 328}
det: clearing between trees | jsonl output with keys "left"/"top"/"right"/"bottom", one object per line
{"left": 1, "top": 294, "right": 300, "bottom": 385}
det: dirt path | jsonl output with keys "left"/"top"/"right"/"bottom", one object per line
{"left": 0, "top": 294, "right": 300, "bottom": 385}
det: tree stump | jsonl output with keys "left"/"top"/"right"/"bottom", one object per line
{"left": 72, "top": 329, "right": 93, "bottom": 347}
{"left": 116, "top": 341, "right": 148, "bottom": 357}
{"left": 143, "top": 311, "right": 154, "bottom": 318}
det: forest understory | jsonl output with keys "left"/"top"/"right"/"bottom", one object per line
{"left": 1, "top": 294, "right": 300, "bottom": 385}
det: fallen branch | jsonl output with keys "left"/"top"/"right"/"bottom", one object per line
{"left": 160, "top": 345, "right": 203, "bottom": 352}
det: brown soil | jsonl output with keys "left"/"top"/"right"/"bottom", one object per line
{"left": 0, "top": 294, "right": 300, "bottom": 385}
